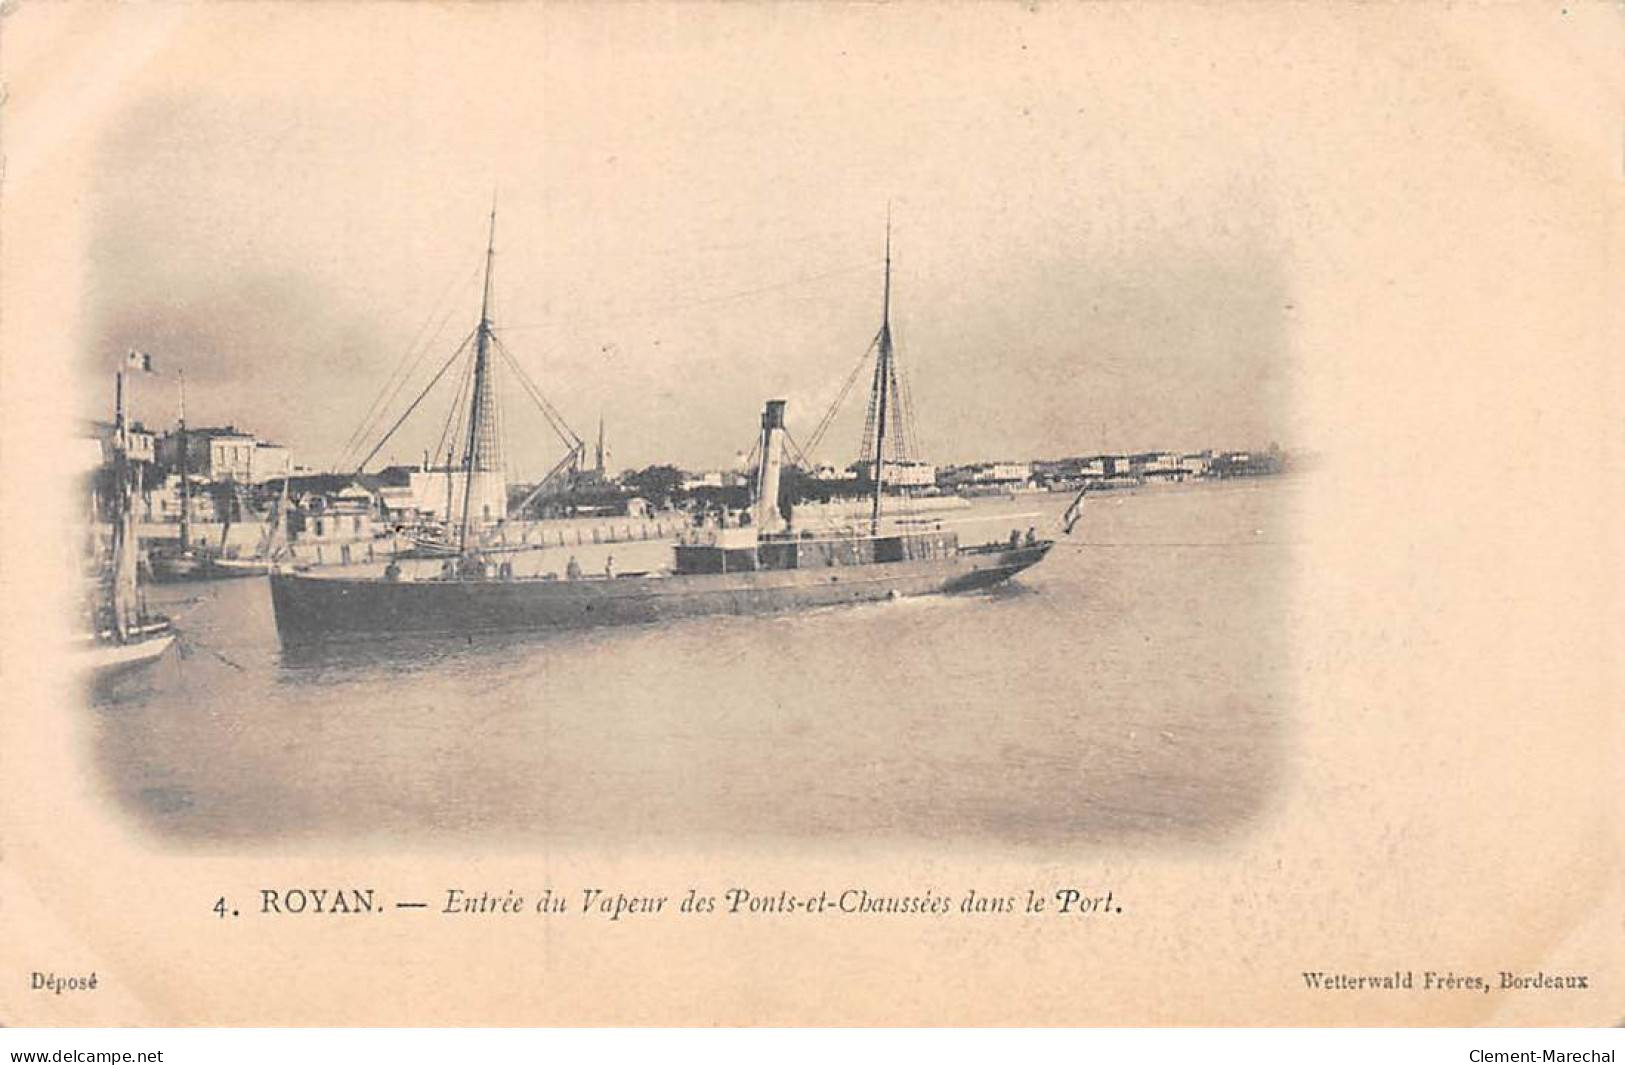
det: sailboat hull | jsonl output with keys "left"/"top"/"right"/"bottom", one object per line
{"left": 268, "top": 543, "right": 1051, "bottom": 644}
{"left": 80, "top": 632, "right": 175, "bottom": 678}
{"left": 149, "top": 553, "right": 207, "bottom": 582}
{"left": 151, "top": 554, "right": 278, "bottom": 581}
{"left": 207, "top": 558, "right": 281, "bottom": 577}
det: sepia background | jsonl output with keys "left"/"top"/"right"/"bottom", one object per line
{"left": 1, "top": 1, "right": 1620, "bottom": 1025}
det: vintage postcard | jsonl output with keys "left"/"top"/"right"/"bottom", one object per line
{"left": 0, "top": 1, "right": 1619, "bottom": 1027}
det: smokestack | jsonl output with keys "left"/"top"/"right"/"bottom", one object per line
{"left": 755, "top": 399, "right": 787, "bottom": 534}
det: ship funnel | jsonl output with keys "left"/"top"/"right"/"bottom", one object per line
{"left": 755, "top": 399, "right": 788, "bottom": 534}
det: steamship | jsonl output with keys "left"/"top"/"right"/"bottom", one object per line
{"left": 267, "top": 212, "right": 1054, "bottom": 645}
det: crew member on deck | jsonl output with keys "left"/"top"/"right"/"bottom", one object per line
{"left": 566, "top": 555, "right": 582, "bottom": 580}
{"left": 604, "top": 554, "right": 616, "bottom": 579}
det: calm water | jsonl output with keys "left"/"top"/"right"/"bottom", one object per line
{"left": 91, "top": 480, "right": 1296, "bottom": 852}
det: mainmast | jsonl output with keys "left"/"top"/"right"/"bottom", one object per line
{"left": 869, "top": 210, "right": 894, "bottom": 534}
{"left": 458, "top": 201, "right": 502, "bottom": 554}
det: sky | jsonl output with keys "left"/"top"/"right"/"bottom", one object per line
{"left": 66, "top": 4, "right": 1413, "bottom": 476}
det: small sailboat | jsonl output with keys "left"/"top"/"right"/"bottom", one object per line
{"left": 268, "top": 209, "right": 1053, "bottom": 644}
{"left": 208, "top": 477, "right": 296, "bottom": 577}
{"left": 149, "top": 376, "right": 293, "bottom": 581}
{"left": 148, "top": 371, "right": 207, "bottom": 582}
{"left": 82, "top": 362, "right": 175, "bottom": 678}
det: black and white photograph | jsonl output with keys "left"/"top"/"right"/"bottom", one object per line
{"left": 1, "top": 0, "right": 1619, "bottom": 1038}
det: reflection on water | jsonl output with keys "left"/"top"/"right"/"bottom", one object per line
{"left": 90, "top": 482, "right": 1296, "bottom": 850}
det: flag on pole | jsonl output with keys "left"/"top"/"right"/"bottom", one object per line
{"left": 1062, "top": 485, "right": 1088, "bottom": 535}
{"left": 124, "top": 349, "right": 155, "bottom": 373}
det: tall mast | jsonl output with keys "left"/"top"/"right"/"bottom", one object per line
{"left": 177, "top": 370, "right": 191, "bottom": 551}
{"left": 110, "top": 371, "right": 137, "bottom": 640}
{"left": 444, "top": 446, "right": 455, "bottom": 528}
{"left": 115, "top": 370, "right": 126, "bottom": 459}
{"left": 458, "top": 200, "right": 500, "bottom": 554}
{"left": 869, "top": 207, "right": 893, "bottom": 534}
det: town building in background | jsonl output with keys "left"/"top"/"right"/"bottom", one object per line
{"left": 87, "top": 419, "right": 158, "bottom": 467}
{"left": 252, "top": 442, "right": 293, "bottom": 484}
{"left": 79, "top": 392, "right": 1296, "bottom": 555}
{"left": 939, "top": 461, "right": 1033, "bottom": 494}
{"left": 849, "top": 458, "right": 938, "bottom": 490}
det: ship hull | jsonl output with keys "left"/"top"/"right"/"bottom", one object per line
{"left": 269, "top": 543, "right": 1051, "bottom": 644}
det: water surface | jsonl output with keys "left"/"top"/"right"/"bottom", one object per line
{"left": 91, "top": 480, "right": 1295, "bottom": 852}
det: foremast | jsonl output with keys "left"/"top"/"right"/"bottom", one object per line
{"left": 458, "top": 203, "right": 503, "bottom": 554}
{"left": 341, "top": 203, "right": 586, "bottom": 554}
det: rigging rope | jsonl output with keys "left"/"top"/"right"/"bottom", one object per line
{"left": 488, "top": 334, "right": 508, "bottom": 476}
{"left": 780, "top": 428, "right": 813, "bottom": 472}
{"left": 895, "top": 337, "right": 925, "bottom": 464}
{"left": 349, "top": 328, "right": 476, "bottom": 476}
{"left": 489, "top": 333, "right": 583, "bottom": 453}
{"left": 335, "top": 259, "right": 485, "bottom": 470}
{"left": 801, "top": 330, "right": 879, "bottom": 464}
{"left": 434, "top": 337, "right": 478, "bottom": 469}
